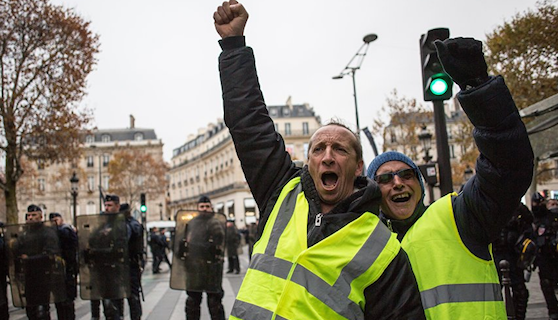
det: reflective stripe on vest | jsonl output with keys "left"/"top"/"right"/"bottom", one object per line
{"left": 402, "top": 193, "right": 506, "bottom": 319}
{"left": 230, "top": 177, "right": 400, "bottom": 320}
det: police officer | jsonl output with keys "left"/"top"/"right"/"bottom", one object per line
{"left": 184, "top": 196, "right": 226, "bottom": 320}
{"left": 89, "top": 194, "right": 127, "bottom": 320}
{"left": 0, "top": 221, "right": 8, "bottom": 320}
{"left": 532, "top": 192, "right": 558, "bottom": 319}
{"left": 49, "top": 213, "right": 78, "bottom": 320}
{"left": 120, "top": 203, "right": 144, "bottom": 320}
{"left": 493, "top": 203, "right": 536, "bottom": 320}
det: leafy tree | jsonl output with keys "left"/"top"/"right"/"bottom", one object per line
{"left": 0, "top": 0, "right": 99, "bottom": 223}
{"left": 107, "top": 149, "right": 167, "bottom": 209}
{"left": 485, "top": 0, "right": 558, "bottom": 110}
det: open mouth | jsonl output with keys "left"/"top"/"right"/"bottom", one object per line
{"left": 321, "top": 172, "right": 338, "bottom": 189}
{"left": 391, "top": 192, "right": 411, "bottom": 203}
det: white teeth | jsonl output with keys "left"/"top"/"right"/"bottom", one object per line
{"left": 392, "top": 193, "right": 410, "bottom": 200}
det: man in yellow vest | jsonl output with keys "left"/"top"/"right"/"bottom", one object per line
{"left": 214, "top": 1, "right": 425, "bottom": 319}
{"left": 366, "top": 38, "right": 534, "bottom": 319}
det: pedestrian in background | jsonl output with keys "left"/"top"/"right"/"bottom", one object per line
{"left": 493, "top": 204, "right": 536, "bottom": 320}
{"left": 158, "top": 228, "right": 172, "bottom": 270}
{"left": 366, "top": 37, "right": 533, "bottom": 319}
{"left": 49, "top": 213, "right": 78, "bottom": 320}
{"left": 225, "top": 221, "right": 240, "bottom": 274}
{"left": 149, "top": 226, "right": 163, "bottom": 273}
{"left": 0, "top": 221, "right": 8, "bottom": 320}
{"left": 120, "top": 203, "right": 144, "bottom": 320}
{"left": 532, "top": 192, "right": 558, "bottom": 319}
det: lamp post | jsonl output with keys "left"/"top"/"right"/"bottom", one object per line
{"left": 159, "top": 203, "right": 163, "bottom": 220}
{"left": 333, "top": 33, "right": 378, "bottom": 136}
{"left": 70, "top": 172, "right": 79, "bottom": 226}
{"left": 418, "top": 125, "right": 436, "bottom": 204}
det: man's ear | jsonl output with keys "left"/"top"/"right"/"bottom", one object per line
{"left": 356, "top": 160, "right": 364, "bottom": 177}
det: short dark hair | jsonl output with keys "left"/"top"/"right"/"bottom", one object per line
{"left": 27, "top": 204, "right": 42, "bottom": 213}
{"left": 105, "top": 194, "right": 120, "bottom": 203}
{"left": 119, "top": 203, "right": 131, "bottom": 213}
{"left": 49, "top": 212, "right": 62, "bottom": 220}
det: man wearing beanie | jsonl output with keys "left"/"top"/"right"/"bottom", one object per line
{"left": 367, "top": 38, "right": 534, "bottom": 319}
{"left": 214, "top": 2, "right": 425, "bottom": 319}
{"left": 182, "top": 195, "right": 226, "bottom": 320}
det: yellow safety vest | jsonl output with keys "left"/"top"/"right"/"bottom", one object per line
{"left": 230, "top": 177, "right": 401, "bottom": 320}
{"left": 402, "top": 193, "right": 507, "bottom": 320}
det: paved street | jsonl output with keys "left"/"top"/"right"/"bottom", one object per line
{"left": 6, "top": 246, "right": 558, "bottom": 319}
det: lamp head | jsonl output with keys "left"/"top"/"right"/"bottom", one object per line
{"left": 363, "top": 33, "right": 378, "bottom": 44}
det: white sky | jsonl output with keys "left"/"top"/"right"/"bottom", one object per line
{"left": 50, "top": 0, "right": 540, "bottom": 164}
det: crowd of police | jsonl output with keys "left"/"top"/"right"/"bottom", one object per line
{"left": 0, "top": 193, "right": 244, "bottom": 320}
{"left": 0, "top": 194, "right": 145, "bottom": 320}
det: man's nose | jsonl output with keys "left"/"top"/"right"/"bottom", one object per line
{"left": 322, "top": 147, "right": 335, "bottom": 164}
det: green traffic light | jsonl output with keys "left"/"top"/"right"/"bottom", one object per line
{"left": 430, "top": 78, "right": 449, "bottom": 96}
{"left": 140, "top": 205, "right": 147, "bottom": 212}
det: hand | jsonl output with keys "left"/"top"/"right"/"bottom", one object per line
{"left": 434, "top": 37, "right": 489, "bottom": 90}
{"left": 214, "top": 0, "right": 249, "bottom": 39}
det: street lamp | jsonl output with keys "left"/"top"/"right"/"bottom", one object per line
{"left": 418, "top": 125, "right": 433, "bottom": 163}
{"left": 159, "top": 203, "right": 163, "bottom": 220}
{"left": 333, "top": 33, "right": 378, "bottom": 135}
{"left": 418, "top": 125, "right": 436, "bottom": 204}
{"left": 70, "top": 171, "right": 79, "bottom": 226}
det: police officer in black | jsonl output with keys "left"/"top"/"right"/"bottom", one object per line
{"left": 49, "top": 213, "right": 78, "bottom": 320}
{"left": 120, "top": 203, "right": 144, "bottom": 320}
{"left": 532, "top": 192, "right": 558, "bottom": 319}
{"left": 493, "top": 203, "right": 536, "bottom": 320}
{"left": 0, "top": 221, "right": 8, "bottom": 320}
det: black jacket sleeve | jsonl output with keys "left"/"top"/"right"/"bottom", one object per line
{"left": 453, "top": 76, "right": 534, "bottom": 259}
{"left": 364, "top": 250, "right": 426, "bottom": 320}
{"left": 218, "top": 37, "right": 298, "bottom": 214}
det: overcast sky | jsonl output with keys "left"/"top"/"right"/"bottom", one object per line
{"left": 50, "top": 0, "right": 539, "bottom": 164}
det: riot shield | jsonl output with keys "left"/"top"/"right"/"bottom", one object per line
{"left": 4, "top": 222, "right": 67, "bottom": 307}
{"left": 77, "top": 213, "right": 130, "bottom": 300}
{"left": 170, "top": 210, "right": 226, "bottom": 292}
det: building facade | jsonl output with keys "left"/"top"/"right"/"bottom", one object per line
{"left": 17, "top": 116, "right": 166, "bottom": 224}
{"left": 169, "top": 100, "right": 321, "bottom": 228}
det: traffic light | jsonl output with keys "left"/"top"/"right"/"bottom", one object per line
{"left": 140, "top": 193, "right": 147, "bottom": 213}
{"left": 419, "top": 28, "right": 453, "bottom": 101}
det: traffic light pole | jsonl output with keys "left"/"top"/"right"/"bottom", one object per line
{"left": 433, "top": 100, "right": 453, "bottom": 195}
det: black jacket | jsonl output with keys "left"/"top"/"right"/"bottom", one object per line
{"left": 219, "top": 36, "right": 425, "bottom": 320}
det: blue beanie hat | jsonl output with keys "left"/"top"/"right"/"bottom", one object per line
{"left": 366, "top": 151, "right": 425, "bottom": 196}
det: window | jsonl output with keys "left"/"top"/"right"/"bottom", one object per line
{"left": 38, "top": 178, "right": 45, "bottom": 192}
{"left": 86, "top": 201, "right": 96, "bottom": 215}
{"left": 86, "top": 135, "right": 95, "bottom": 143}
{"left": 87, "top": 156, "right": 94, "bottom": 167}
{"left": 101, "top": 134, "right": 111, "bottom": 142}
{"left": 37, "top": 159, "right": 45, "bottom": 170}
{"left": 226, "top": 200, "right": 235, "bottom": 219}
{"left": 88, "top": 176, "right": 95, "bottom": 191}
{"left": 283, "top": 107, "right": 290, "bottom": 117}
{"left": 103, "top": 175, "right": 109, "bottom": 190}
{"left": 390, "top": 131, "right": 397, "bottom": 143}
{"left": 450, "top": 145, "right": 456, "bottom": 158}
{"left": 134, "top": 133, "right": 144, "bottom": 141}
{"left": 285, "top": 123, "right": 291, "bottom": 136}
{"left": 102, "top": 154, "right": 110, "bottom": 167}
{"left": 302, "top": 122, "right": 309, "bottom": 135}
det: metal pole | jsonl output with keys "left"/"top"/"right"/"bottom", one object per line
{"left": 351, "top": 69, "right": 361, "bottom": 135}
{"left": 432, "top": 100, "right": 453, "bottom": 195}
{"left": 72, "top": 193, "right": 77, "bottom": 227}
{"left": 98, "top": 154, "right": 102, "bottom": 212}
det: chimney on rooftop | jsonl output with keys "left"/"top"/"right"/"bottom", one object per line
{"left": 130, "top": 115, "right": 135, "bottom": 129}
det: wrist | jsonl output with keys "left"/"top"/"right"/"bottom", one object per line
{"left": 219, "top": 36, "right": 246, "bottom": 51}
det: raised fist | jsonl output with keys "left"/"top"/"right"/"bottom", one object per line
{"left": 213, "top": 0, "right": 249, "bottom": 39}
{"left": 434, "top": 37, "right": 489, "bottom": 90}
